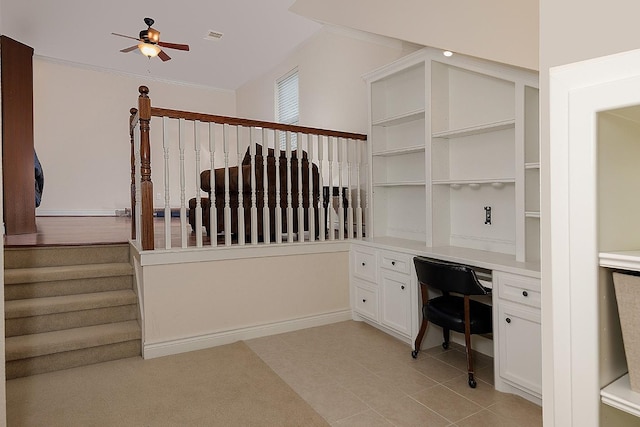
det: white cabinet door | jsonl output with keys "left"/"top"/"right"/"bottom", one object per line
{"left": 380, "top": 270, "right": 412, "bottom": 336}
{"left": 497, "top": 301, "right": 542, "bottom": 397}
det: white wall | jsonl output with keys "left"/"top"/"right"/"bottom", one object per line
{"left": 140, "top": 251, "right": 350, "bottom": 356}
{"left": 236, "top": 26, "right": 415, "bottom": 134}
{"left": 32, "top": 58, "right": 236, "bottom": 215}
{"left": 290, "top": 0, "right": 538, "bottom": 71}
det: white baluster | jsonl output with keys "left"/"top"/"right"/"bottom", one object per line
{"left": 162, "top": 117, "right": 171, "bottom": 249}
{"left": 262, "top": 128, "right": 270, "bottom": 244}
{"left": 317, "top": 135, "right": 325, "bottom": 242}
{"left": 337, "top": 137, "right": 345, "bottom": 240}
{"left": 307, "top": 134, "right": 315, "bottom": 242}
{"left": 346, "top": 138, "right": 354, "bottom": 240}
{"left": 209, "top": 122, "right": 217, "bottom": 247}
{"left": 285, "top": 132, "right": 294, "bottom": 243}
{"left": 328, "top": 136, "right": 334, "bottom": 241}
{"left": 179, "top": 118, "right": 188, "bottom": 248}
{"left": 297, "top": 133, "right": 304, "bottom": 242}
{"left": 223, "top": 124, "right": 232, "bottom": 246}
{"left": 250, "top": 128, "right": 258, "bottom": 245}
{"left": 274, "top": 130, "right": 282, "bottom": 243}
{"left": 236, "top": 126, "right": 245, "bottom": 245}
{"left": 194, "top": 120, "right": 203, "bottom": 248}
{"left": 356, "top": 140, "right": 363, "bottom": 240}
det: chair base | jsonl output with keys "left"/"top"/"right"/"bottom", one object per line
{"left": 468, "top": 373, "right": 477, "bottom": 388}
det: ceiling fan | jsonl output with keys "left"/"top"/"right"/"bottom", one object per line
{"left": 112, "top": 17, "right": 189, "bottom": 62}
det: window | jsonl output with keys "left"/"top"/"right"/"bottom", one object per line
{"left": 276, "top": 68, "right": 298, "bottom": 150}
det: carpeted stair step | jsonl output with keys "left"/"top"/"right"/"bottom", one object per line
{"left": 4, "top": 263, "right": 133, "bottom": 286}
{"left": 5, "top": 321, "right": 141, "bottom": 379}
{"left": 5, "top": 274, "right": 133, "bottom": 301}
{"left": 4, "top": 244, "right": 130, "bottom": 269}
{"left": 5, "top": 290, "right": 138, "bottom": 336}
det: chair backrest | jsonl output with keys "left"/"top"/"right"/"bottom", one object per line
{"left": 413, "top": 257, "right": 488, "bottom": 296}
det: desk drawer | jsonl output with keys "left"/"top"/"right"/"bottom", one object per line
{"left": 354, "top": 283, "right": 378, "bottom": 321}
{"left": 353, "top": 246, "right": 377, "bottom": 283}
{"left": 496, "top": 272, "right": 541, "bottom": 309}
{"left": 379, "top": 251, "right": 411, "bottom": 275}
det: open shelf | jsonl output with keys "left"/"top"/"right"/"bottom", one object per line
{"left": 372, "top": 145, "right": 425, "bottom": 157}
{"left": 432, "top": 119, "right": 515, "bottom": 139}
{"left": 373, "top": 181, "right": 426, "bottom": 187}
{"left": 600, "top": 251, "right": 640, "bottom": 272}
{"left": 601, "top": 374, "right": 640, "bottom": 417}
{"left": 373, "top": 109, "right": 425, "bottom": 127}
{"left": 432, "top": 178, "right": 515, "bottom": 186}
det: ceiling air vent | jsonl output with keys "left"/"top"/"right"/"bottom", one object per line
{"left": 204, "top": 30, "right": 224, "bottom": 41}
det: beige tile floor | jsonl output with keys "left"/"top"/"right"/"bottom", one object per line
{"left": 246, "top": 320, "right": 542, "bottom": 427}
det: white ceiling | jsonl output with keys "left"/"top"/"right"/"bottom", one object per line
{"left": 0, "top": 0, "right": 323, "bottom": 90}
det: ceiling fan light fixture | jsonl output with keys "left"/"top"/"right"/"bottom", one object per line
{"left": 138, "top": 42, "right": 161, "bottom": 58}
{"left": 147, "top": 28, "right": 160, "bottom": 44}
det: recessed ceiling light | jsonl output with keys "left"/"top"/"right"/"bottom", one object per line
{"left": 204, "top": 30, "right": 223, "bottom": 41}
{"left": 443, "top": 51, "right": 453, "bottom": 57}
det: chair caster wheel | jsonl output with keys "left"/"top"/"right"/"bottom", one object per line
{"left": 468, "top": 376, "right": 477, "bottom": 388}
{"left": 442, "top": 342, "right": 449, "bottom": 350}
{"left": 411, "top": 350, "right": 419, "bottom": 359}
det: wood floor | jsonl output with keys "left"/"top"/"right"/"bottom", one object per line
{"left": 3, "top": 215, "right": 347, "bottom": 248}
{"left": 4, "top": 216, "right": 132, "bottom": 247}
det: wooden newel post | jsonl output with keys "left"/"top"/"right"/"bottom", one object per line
{"left": 129, "top": 107, "right": 138, "bottom": 240}
{"left": 138, "top": 86, "right": 154, "bottom": 250}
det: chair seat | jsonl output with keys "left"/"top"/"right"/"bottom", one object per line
{"left": 426, "top": 295, "right": 492, "bottom": 335}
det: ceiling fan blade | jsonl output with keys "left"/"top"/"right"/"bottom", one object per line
{"left": 112, "top": 32, "right": 140, "bottom": 41}
{"left": 158, "top": 50, "right": 171, "bottom": 62}
{"left": 120, "top": 45, "right": 138, "bottom": 53}
{"left": 158, "top": 41, "right": 190, "bottom": 51}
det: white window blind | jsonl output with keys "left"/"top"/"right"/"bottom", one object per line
{"left": 276, "top": 69, "right": 298, "bottom": 150}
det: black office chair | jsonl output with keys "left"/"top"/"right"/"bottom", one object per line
{"left": 411, "top": 257, "right": 492, "bottom": 388}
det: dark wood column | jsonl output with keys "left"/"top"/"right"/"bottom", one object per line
{"left": 1, "top": 35, "right": 36, "bottom": 235}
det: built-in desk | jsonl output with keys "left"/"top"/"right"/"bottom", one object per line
{"left": 349, "top": 237, "right": 541, "bottom": 405}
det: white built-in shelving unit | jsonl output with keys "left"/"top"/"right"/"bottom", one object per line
{"left": 364, "top": 48, "right": 540, "bottom": 263}
{"left": 369, "top": 57, "right": 427, "bottom": 242}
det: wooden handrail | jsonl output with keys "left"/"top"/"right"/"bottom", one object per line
{"left": 150, "top": 107, "right": 367, "bottom": 141}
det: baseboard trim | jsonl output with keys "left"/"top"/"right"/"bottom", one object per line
{"left": 142, "top": 309, "right": 352, "bottom": 359}
{"left": 36, "top": 210, "right": 115, "bottom": 216}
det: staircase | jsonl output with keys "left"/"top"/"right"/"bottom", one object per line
{"left": 4, "top": 244, "right": 141, "bottom": 379}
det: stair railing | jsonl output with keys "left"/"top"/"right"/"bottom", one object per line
{"left": 130, "top": 85, "right": 368, "bottom": 251}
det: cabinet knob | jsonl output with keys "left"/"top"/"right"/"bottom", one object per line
{"left": 391, "top": 261, "right": 396, "bottom": 266}
{"left": 522, "top": 291, "right": 528, "bottom": 297}
{"left": 362, "top": 299, "right": 366, "bottom": 303}
{"left": 362, "top": 262, "right": 366, "bottom": 266}
{"left": 401, "top": 285, "right": 405, "bottom": 290}
{"left": 506, "top": 317, "right": 511, "bottom": 324}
